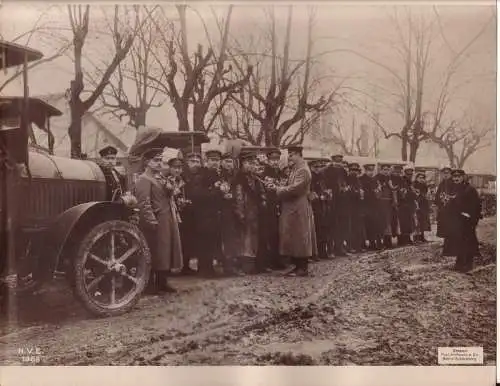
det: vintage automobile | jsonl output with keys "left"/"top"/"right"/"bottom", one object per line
{"left": 0, "top": 41, "right": 212, "bottom": 317}
{"left": 0, "top": 40, "right": 155, "bottom": 317}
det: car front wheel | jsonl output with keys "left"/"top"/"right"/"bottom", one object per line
{"left": 72, "top": 220, "right": 151, "bottom": 317}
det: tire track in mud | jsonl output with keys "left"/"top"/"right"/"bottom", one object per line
{"left": 73, "top": 252, "right": 375, "bottom": 365}
{"left": 142, "top": 241, "right": 496, "bottom": 366}
{"left": 3, "top": 232, "right": 496, "bottom": 365}
{"left": 114, "top": 248, "right": 418, "bottom": 365}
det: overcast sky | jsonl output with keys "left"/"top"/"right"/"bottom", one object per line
{"left": 0, "top": 1, "right": 496, "bottom": 171}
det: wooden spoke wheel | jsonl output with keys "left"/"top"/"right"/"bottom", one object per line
{"left": 72, "top": 220, "right": 151, "bottom": 317}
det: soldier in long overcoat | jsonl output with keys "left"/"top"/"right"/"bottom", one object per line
{"left": 323, "top": 154, "right": 349, "bottom": 256}
{"left": 135, "top": 148, "right": 182, "bottom": 293}
{"left": 346, "top": 163, "right": 366, "bottom": 253}
{"left": 97, "top": 145, "right": 127, "bottom": 201}
{"left": 434, "top": 167, "right": 456, "bottom": 256}
{"left": 192, "top": 149, "right": 224, "bottom": 277}
{"left": 309, "top": 158, "right": 329, "bottom": 260}
{"left": 269, "top": 145, "right": 316, "bottom": 276}
{"left": 261, "top": 148, "right": 286, "bottom": 269}
{"left": 180, "top": 152, "right": 203, "bottom": 275}
{"left": 413, "top": 172, "right": 431, "bottom": 242}
{"left": 390, "top": 165, "right": 403, "bottom": 242}
{"left": 397, "top": 166, "right": 417, "bottom": 245}
{"left": 448, "top": 169, "right": 482, "bottom": 272}
{"left": 219, "top": 152, "right": 240, "bottom": 274}
{"left": 375, "top": 164, "right": 395, "bottom": 249}
{"left": 232, "top": 151, "right": 266, "bottom": 274}
{"left": 359, "top": 164, "right": 382, "bottom": 250}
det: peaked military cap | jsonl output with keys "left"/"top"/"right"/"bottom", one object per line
{"left": 285, "top": 145, "right": 303, "bottom": 154}
{"left": 452, "top": 169, "right": 465, "bottom": 176}
{"left": 205, "top": 149, "right": 222, "bottom": 159}
{"left": 268, "top": 147, "right": 282, "bottom": 158}
{"left": 168, "top": 158, "right": 183, "bottom": 167}
{"left": 221, "top": 152, "right": 234, "bottom": 160}
{"left": 308, "top": 158, "right": 323, "bottom": 166}
{"left": 99, "top": 145, "right": 118, "bottom": 157}
{"left": 239, "top": 150, "right": 257, "bottom": 162}
{"left": 142, "top": 147, "right": 163, "bottom": 161}
{"left": 185, "top": 152, "right": 202, "bottom": 161}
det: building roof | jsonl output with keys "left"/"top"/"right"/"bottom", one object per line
{"left": 0, "top": 96, "right": 62, "bottom": 118}
{"left": 0, "top": 40, "right": 44, "bottom": 69}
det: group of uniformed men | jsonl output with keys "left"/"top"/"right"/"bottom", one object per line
{"left": 97, "top": 143, "right": 482, "bottom": 294}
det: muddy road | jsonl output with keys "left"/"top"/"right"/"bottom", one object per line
{"left": 0, "top": 218, "right": 495, "bottom": 366}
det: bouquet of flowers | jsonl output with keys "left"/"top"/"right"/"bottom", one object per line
{"left": 215, "top": 180, "right": 232, "bottom": 199}
{"left": 324, "top": 189, "right": 333, "bottom": 200}
{"left": 340, "top": 185, "right": 351, "bottom": 193}
{"left": 176, "top": 196, "right": 192, "bottom": 210}
{"left": 156, "top": 174, "right": 175, "bottom": 192}
{"left": 263, "top": 176, "right": 287, "bottom": 191}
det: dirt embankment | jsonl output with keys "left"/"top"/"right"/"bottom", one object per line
{"left": 0, "top": 217, "right": 496, "bottom": 365}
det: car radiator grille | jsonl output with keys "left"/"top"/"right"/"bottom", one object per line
{"left": 17, "top": 179, "right": 106, "bottom": 225}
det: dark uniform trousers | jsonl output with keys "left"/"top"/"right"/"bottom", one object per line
{"left": 184, "top": 168, "right": 222, "bottom": 275}
{"left": 261, "top": 166, "right": 286, "bottom": 269}
{"left": 449, "top": 183, "right": 481, "bottom": 272}
{"left": 345, "top": 176, "right": 365, "bottom": 252}
{"left": 259, "top": 202, "right": 283, "bottom": 269}
{"left": 347, "top": 201, "right": 365, "bottom": 252}
{"left": 312, "top": 199, "right": 329, "bottom": 258}
{"left": 323, "top": 166, "right": 349, "bottom": 255}
{"left": 333, "top": 194, "right": 349, "bottom": 254}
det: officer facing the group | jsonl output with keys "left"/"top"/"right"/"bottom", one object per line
{"left": 269, "top": 145, "right": 316, "bottom": 276}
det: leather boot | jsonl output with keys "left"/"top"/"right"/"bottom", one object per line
{"left": 157, "top": 271, "right": 176, "bottom": 293}
{"left": 383, "top": 235, "right": 393, "bottom": 249}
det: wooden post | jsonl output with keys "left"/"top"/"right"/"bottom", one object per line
{"left": 47, "top": 116, "right": 54, "bottom": 155}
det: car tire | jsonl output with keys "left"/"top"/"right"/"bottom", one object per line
{"left": 71, "top": 220, "right": 151, "bottom": 318}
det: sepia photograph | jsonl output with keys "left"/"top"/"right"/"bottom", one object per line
{"left": 0, "top": 0, "right": 496, "bottom": 382}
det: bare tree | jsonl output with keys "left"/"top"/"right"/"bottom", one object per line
{"left": 215, "top": 98, "right": 258, "bottom": 143}
{"left": 145, "top": 5, "right": 252, "bottom": 133}
{"left": 90, "top": 6, "right": 167, "bottom": 128}
{"left": 229, "top": 6, "right": 336, "bottom": 147}
{"left": 347, "top": 6, "right": 495, "bottom": 163}
{"left": 426, "top": 114, "right": 494, "bottom": 169}
{"left": 66, "top": 5, "right": 150, "bottom": 158}
{"left": 315, "top": 106, "right": 376, "bottom": 157}
{"left": 0, "top": 6, "right": 71, "bottom": 93}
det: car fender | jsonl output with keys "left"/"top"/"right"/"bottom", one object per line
{"left": 41, "top": 201, "right": 130, "bottom": 279}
